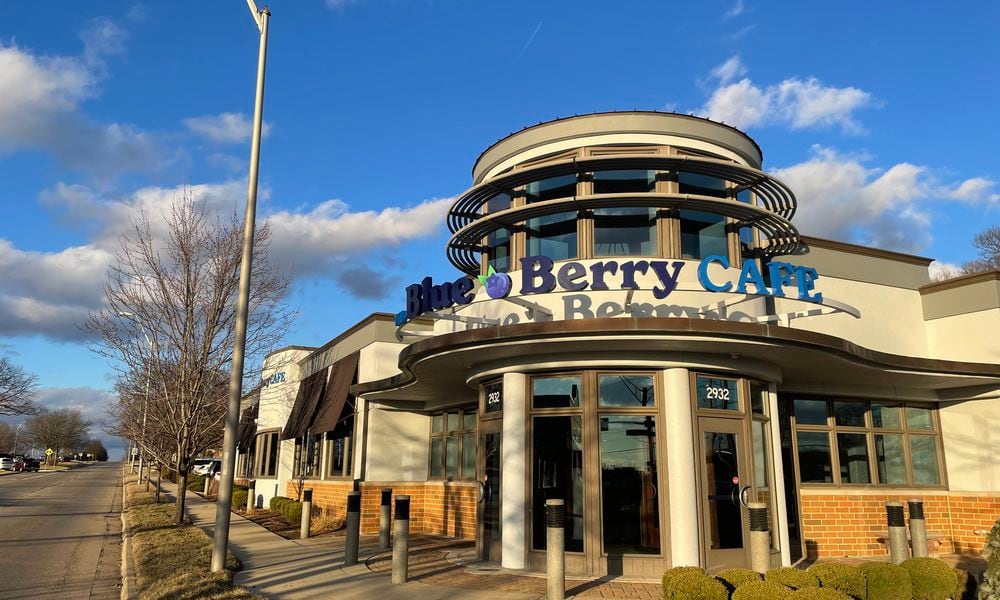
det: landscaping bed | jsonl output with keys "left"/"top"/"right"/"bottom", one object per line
{"left": 122, "top": 473, "right": 260, "bottom": 599}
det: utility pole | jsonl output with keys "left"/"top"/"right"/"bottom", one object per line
{"left": 212, "top": 0, "right": 270, "bottom": 573}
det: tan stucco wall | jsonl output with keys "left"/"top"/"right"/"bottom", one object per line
{"left": 940, "top": 396, "right": 1000, "bottom": 492}
{"left": 364, "top": 403, "right": 429, "bottom": 481}
{"left": 925, "top": 308, "right": 1000, "bottom": 363}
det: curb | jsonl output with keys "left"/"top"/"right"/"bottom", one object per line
{"left": 120, "top": 471, "right": 139, "bottom": 600}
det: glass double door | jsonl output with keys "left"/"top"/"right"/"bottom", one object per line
{"left": 477, "top": 418, "right": 502, "bottom": 563}
{"left": 699, "top": 416, "right": 765, "bottom": 571}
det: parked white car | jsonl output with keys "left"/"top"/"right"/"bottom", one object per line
{"left": 0, "top": 457, "right": 14, "bottom": 471}
{"left": 191, "top": 458, "right": 222, "bottom": 477}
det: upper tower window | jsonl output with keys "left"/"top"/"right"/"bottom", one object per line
{"left": 485, "top": 194, "right": 512, "bottom": 272}
{"left": 592, "top": 170, "right": 655, "bottom": 194}
{"left": 526, "top": 211, "right": 578, "bottom": 260}
{"left": 593, "top": 207, "right": 657, "bottom": 257}
{"left": 679, "top": 172, "right": 727, "bottom": 198}
{"left": 526, "top": 175, "right": 577, "bottom": 203}
{"left": 680, "top": 210, "right": 728, "bottom": 259}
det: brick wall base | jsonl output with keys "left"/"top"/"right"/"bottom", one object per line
{"left": 799, "top": 491, "right": 1000, "bottom": 558}
{"left": 284, "top": 480, "right": 477, "bottom": 539}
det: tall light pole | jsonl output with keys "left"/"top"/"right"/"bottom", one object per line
{"left": 13, "top": 422, "right": 25, "bottom": 454}
{"left": 212, "top": 0, "right": 270, "bottom": 573}
{"left": 119, "top": 311, "right": 152, "bottom": 488}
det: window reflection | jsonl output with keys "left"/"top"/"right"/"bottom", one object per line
{"left": 875, "top": 434, "right": 907, "bottom": 484}
{"left": 598, "top": 374, "right": 655, "bottom": 408}
{"left": 533, "top": 416, "right": 584, "bottom": 552}
{"left": 837, "top": 433, "right": 870, "bottom": 484}
{"left": 592, "top": 170, "right": 655, "bottom": 194}
{"left": 600, "top": 416, "right": 659, "bottom": 555}
{"left": 680, "top": 210, "right": 728, "bottom": 260}
{"left": 796, "top": 431, "right": 833, "bottom": 483}
{"left": 526, "top": 211, "right": 577, "bottom": 260}
{"left": 593, "top": 207, "right": 656, "bottom": 257}
{"left": 679, "top": 172, "right": 727, "bottom": 198}
{"left": 532, "top": 376, "right": 581, "bottom": 409}
{"left": 527, "top": 175, "right": 577, "bottom": 203}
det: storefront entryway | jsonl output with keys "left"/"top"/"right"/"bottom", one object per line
{"left": 477, "top": 413, "right": 502, "bottom": 563}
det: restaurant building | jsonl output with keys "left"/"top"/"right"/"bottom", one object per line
{"left": 237, "top": 111, "right": 1000, "bottom": 577}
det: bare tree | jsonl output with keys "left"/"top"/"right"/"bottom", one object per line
{"left": 0, "top": 357, "right": 39, "bottom": 416}
{"left": 88, "top": 195, "right": 292, "bottom": 524}
{"left": 961, "top": 225, "right": 1000, "bottom": 275}
{"left": 0, "top": 422, "right": 15, "bottom": 452}
{"left": 25, "top": 408, "right": 92, "bottom": 464}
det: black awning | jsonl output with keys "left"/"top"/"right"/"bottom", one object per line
{"left": 281, "top": 367, "right": 328, "bottom": 439}
{"left": 236, "top": 401, "right": 259, "bottom": 450}
{"left": 309, "top": 352, "right": 359, "bottom": 434}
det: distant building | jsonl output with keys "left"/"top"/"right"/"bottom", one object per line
{"left": 236, "top": 112, "right": 1000, "bottom": 576}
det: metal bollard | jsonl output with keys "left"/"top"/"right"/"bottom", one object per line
{"left": 246, "top": 481, "right": 256, "bottom": 513}
{"left": 379, "top": 488, "right": 392, "bottom": 549}
{"left": 345, "top": 491, "right": 362, "bottom": 566}
{"left": 391, "top": 495, "right": 410, "bottom": 584}
{"left": 886, "top": 502, "right": 908, "bottom": 564}
{"left": 203, "top": 475, "right": 211, "bottom": 496}
{"left": 300, "top": 489, "right": 313, "bottom": 539}
{"left": 546, "top": 499, "right": 565, "bottom": 600}
{"left": 748, "top": 502, "right": 770, "bottom": 573}
{"left": 908, "top": 498, "right": 928, "bottom": 557}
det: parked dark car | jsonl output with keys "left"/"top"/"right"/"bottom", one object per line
{"left": 21, "top": 458, "right": 40, "bottom": 472}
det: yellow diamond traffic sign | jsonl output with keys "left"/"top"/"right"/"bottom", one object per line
{"left": 45, "top": 448, "right": 54, "bottom": 456}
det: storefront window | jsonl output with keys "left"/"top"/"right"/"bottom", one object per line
{"left": 526, "top": 211, "right": 578, "bottom": 260}
{"left": 429, "top": 407, "right": 476, "bottom": 480}
{"left": 750, "top": 383, "right": 767, "bottom": 415}
{"left": 796, "top": 431, "right": 833, "bottom": 483}
{"left": 600, "top": 415, "right": 658, "bottom": 555}
{"left": 789, "top": 397, "right": 943, "bottom": 487}
{"left": 533, "top": 376, "right": 581, "bottom": 409}
{"left": 532, "top": 415, "right": 584, "bottom": 552}
{"left": 293, "top": 433, "right": 322, "bottom": 478}
{"left": 254, "top": 431, "right": 279, "bottom": 478}
{"left": 326, "top": 397, "right": 355, "bottom": 478}
{"left": 679, "top": 210, "right": 728, "bottom": 260}
{"left": 598, "top": 374, "right": 655, "bottom": 407}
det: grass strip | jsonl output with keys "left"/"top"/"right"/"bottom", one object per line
{"left": 123, "top": 473, "right": 260, "bottom": 599}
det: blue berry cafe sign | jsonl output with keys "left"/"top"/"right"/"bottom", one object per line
{"left": 400, "top": 254, "right": 828, "bottom": 326}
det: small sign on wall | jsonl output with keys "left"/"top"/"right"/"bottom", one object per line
{"left": 484, "top": 381, "right": 503, "bottom": 413}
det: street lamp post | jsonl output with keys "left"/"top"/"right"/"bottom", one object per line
{"left": 119, "top": 311, "right": 152, "bottom": 489}
{"left": 12, "top": 422, "right": 25, "bottom": 454}
{"left": 211, "top": 0, "right": 270, "bottom": 573}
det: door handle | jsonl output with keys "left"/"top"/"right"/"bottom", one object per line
{"left": 476, "top": 480, "right": 487, "bottom": 503}
{"left": 739, "top": 485, "right": 751, "bottom": 508}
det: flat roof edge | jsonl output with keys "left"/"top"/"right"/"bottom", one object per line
{"left": 920, "top": 269, "right": 1000, "bottom": 294}
{"left": 801, "top": 236, "right": 935, "bottom": 267}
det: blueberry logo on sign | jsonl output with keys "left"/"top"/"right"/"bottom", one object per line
{"left": 478, "top": 265, "right": 512, "bottom": 299}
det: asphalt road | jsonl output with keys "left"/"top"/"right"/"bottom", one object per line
{"left": 0, "top": 463, "right": 122, "bottom": 600}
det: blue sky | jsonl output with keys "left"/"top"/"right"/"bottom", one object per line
{"left": 1, "top": 1, "right": 998, "bottom": 457}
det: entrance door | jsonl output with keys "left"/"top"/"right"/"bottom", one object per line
{"left": 699, "top": 417, "right": 752, "bottom": 570}
{"left": 477, "top": 419, "right": 502, "bottom": 563}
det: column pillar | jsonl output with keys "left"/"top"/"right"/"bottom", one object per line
{"left": 501, "top": 371, "right": 527, "bottom": 569}
{"left": 767, "top": 384, "right": 792, "bottom": 566}
{"left": 663, "top": 368, "right": 700, "bottom": 567}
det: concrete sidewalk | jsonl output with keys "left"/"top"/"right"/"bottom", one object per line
{"left": 178, "top": 487, "right": 541, "bottom": 600}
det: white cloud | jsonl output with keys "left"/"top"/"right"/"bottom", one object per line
{"left": 710, "top": 56, "right": 747, "bottom": 85}
{"left": 772, "top": 146, "right": 996, "bottom": 252}
{"left": 724, "top": 0, "right": 746, "bottom": 19}
{"left": 0, "top": 20, "right": 161, "bottom": 177}
{"left": 928, "top": 261, "right": 962, "bottom": 281}
{"left": 945, "top": 177, "right": 1000, "bottom": 203}
{"left": 1, "top": 182, "right": 452, "bottom": 341}
{"left": 183, "top": 112, "right": 272, "bottom": 144}
{"left": 697, "top": 57, "right": 875, "bottom": 133}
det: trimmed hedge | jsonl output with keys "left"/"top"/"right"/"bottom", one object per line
{"left": 951, "top": 567, "right": 975, "bottom": 600}
{"left": 901, "top": 557, "right": 957, "bottom": 600}
{"left": 731, "top": 580, "right": 792, "bottom": 600}
{"left": 807, "top": 563, "right": 865, "bottom": 599}
{"left": 788, "top": 589, "right": 851, "bottom": 600}
{"left": 232, "top": 489, "right": 248, "bottom": 511}
{"left": 859, "top": 562, "right": 912, "bottom": 600}
{"left": 660, "top": 567, "right": 728, "bottom": 600}
{"left": 716, "top": 567, "right": 762, "bottom": 592}
{"left": 186, "top": 473, "right": 207, "bottom": 492}
{"left": 983, "top": 517, "right": 1000, "bottom": 600}
{"left": 764, "top": 567, "right": 820, "bottom": 591}
{"left": 269, "top": 496, "right": 303, "bottom": 525}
